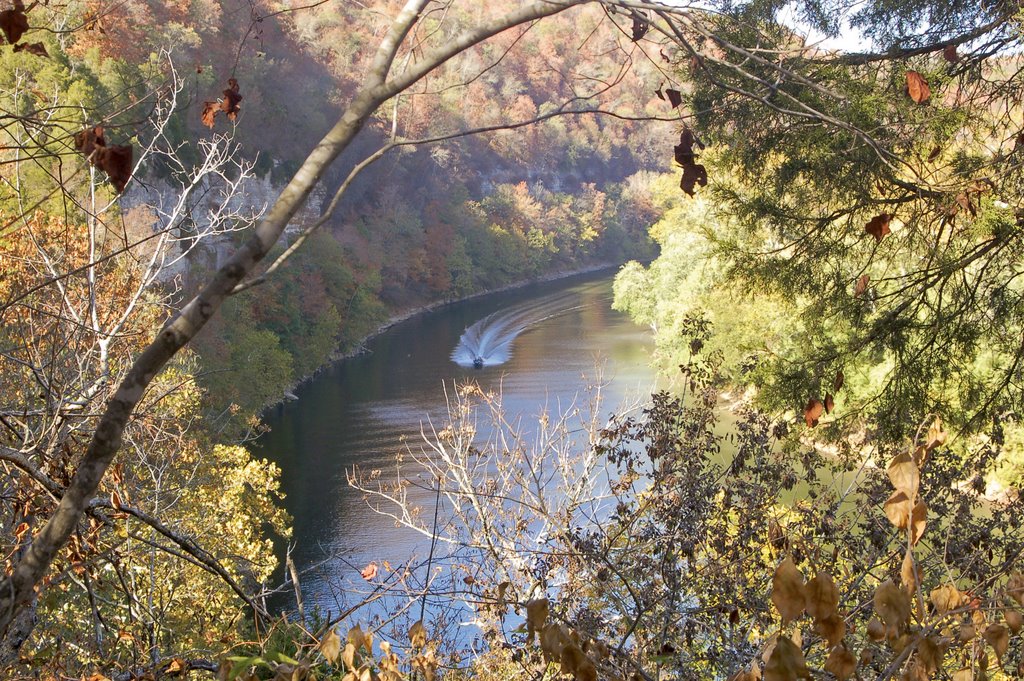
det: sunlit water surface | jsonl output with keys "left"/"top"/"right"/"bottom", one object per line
{"left": 257, "top": 271, "right": 658, "bottom": 620}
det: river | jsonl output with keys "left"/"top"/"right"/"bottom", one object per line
{"left": 256, "top": 269, "right": 658, "bottom": 617}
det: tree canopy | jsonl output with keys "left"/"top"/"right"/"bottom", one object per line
{"left": 2, "top": 0, "right": 1024, "bottom": 679}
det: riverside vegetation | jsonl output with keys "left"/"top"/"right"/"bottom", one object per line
{"left": 1, "top": 0, "right": 1024, "bottom": 680}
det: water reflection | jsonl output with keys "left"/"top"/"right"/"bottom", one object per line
{"left": 257, "top": 271, "right": 657, "bottom": 616}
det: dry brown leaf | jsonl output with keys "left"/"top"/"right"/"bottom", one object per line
{"left": 943, "top": 45, "right": 959, "bottom": 63}
{"left": 865, "top": 213, "right": 892, "bottom": 241}
{"left": 867, "top": 617, "right": 886, "bottom": 641}
{"left": 360, "top": 562, "right": 378, "bottom": 580}
{"left": 983, "top": 623, "right": 1009, "bottom": 661}
{"left": 804, "top": 398, "right": 824, "bottom": 428}
{"left": 680, "top": 162, "right": 708, "bottom": 197}
{"left": 201, "top": 101, "right": 220, "bottom": 129}
{"left": 930, "top": 583, "right": 962, "bottom": 615}
{"left": 95, "top": 144, "right": 133, "bottom": 194}
{"left": 560, "top": 642, "right": 598, "bottom": 681}
{"left": 631, "top": 13, "right": 649, "bottom": 41}
{"left": 1003, "top": 608, "right": 1022, "bottom": 633}
{"left": 855, "top": 274, "right": 869, "bottom": 298}
{"left": 763, "top": 636, "right": 810, "bottom": 681}
{"left": 887, "top": 453, "right": 920, "bottom": 496}
{"left": 900, "top": 548, "right": 919, "bottom": 595}
{"left": 874, "top": 580, "right": 910, "bottom": 638}
{"left": 925, "top": 417, "right": 947, "bottom": 451}
{"left": 824, "top": 645, "right": 857, "bottom": 681}
{"left": 918, "top": 636, "right": 943, "bottom": 675}
{"left": 833, "top": 370, "right": 845, "bottom": 393}
{"left": 347, "top": 624, "right": 372, "bottom": 653}
{"left": 906, "top": 71, "right": 931, "bottom": 104}
{"left": 665, "top": 88, "right": 682, "bottom": 108}
{"left": 341, "top": 642, "right": 356, "bottom": 672}
{"left": 13, "top": 41, "right": 47, "bottom": 58}
{"left": 805, "top": 571, "right": 838, "bottom": 620}
{"left": 772, "top": 557, "right": 806, "bottom": 624}
{"left": 525, "top": 598, "right": 549, "bottom": 642}
{"left": 0, "top": 3, "right": 29, "bottom": 44}
{"left": 813, "top": 613, "right": 846, "bottom": 647}
{"left": 1008, "top": 573, "right": 1024, "bottom": 605}
{"left": 221, "top": 78, "right": 243, "bottom": 121}
{"left": 409, "top": 620, "right": 427, "bottom": 648}
{"left": 884, "top": 490, "right": 912, "bottom": 529}
{"left": 824, "top": 394, "right": 835, "bottom": 414}
{"left": 320, "top": 628, "right": 341, "bottom": 664}
{"left": 910, "top": 500, "right": 927, "bottom": 545}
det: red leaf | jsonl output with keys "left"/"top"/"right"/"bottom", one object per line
{"left": 0, "top": 4, "right": 29, "bottom": 45}
{"left": 13, "top": 41, "right": 47, "bottom": 58}
{"left": 906, "top": 71, "right": 931, "bottom": 104}
{"left": 942, "top": 45, "right": 959, "bottom": 63}
{"left": 824, "top": 394, "right": 835, "bottom": 414}
{"left": 865, "top": 213, "right": 892, "bottom": 242}
{"left": 665, "top": 88, "right": 682, "bottom": 108}
{"left": 805, "top": 398, "right": 824, "bottom": 427}
{"left": 855, "top": 274, "right": 869, "bottom": 297}
{"left": 361, "top": 562, "right": 378, "bottom": 580}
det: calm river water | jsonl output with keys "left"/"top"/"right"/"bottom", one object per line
{"left": 257, "top": 270, "right": 658, "bottom": 615}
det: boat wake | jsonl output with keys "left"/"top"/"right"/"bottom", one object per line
{"left": 452, "top": 292, "right": 586, "bottom": 369}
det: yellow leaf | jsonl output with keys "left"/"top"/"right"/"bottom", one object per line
{"left": 772, "top": 557, "right": 806, "bottom": 624}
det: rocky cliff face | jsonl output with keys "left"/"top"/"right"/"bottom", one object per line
{"left": 122, "top": 168, "right": 327, "bottom": 278}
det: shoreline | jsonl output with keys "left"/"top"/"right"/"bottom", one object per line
{"left": 274, "top": 261, "right": 623, "bottom": 405}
